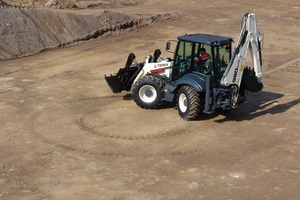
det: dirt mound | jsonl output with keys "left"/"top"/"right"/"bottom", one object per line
{"left": 0, "top": 0, "right": 7, "bottom": 6}
{"left": 0, "top": 6, "right": 180, "bottom": 60}
{"left": 74, "top": 0, "right": 144, "bottom": 9}
{"left": 3, "top": 0, "right": 143, "bottom": 8}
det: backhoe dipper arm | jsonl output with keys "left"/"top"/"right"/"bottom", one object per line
{"left": 221, "top": 13, "right": 264, "bottom": 90}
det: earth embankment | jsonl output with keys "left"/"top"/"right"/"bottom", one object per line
{"left": 0, "top": 5, "right": 179, "bottom": 60}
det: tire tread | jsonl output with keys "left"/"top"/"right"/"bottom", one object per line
{"left": 177, "top": 85, "right": 201, "bottom": 120}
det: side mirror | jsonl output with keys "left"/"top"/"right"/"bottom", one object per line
{"left": 166, "top": 41, "right": 171, "bottom": 51}
{"left": 165, "top": 40, "right": 177, "bottom": 53}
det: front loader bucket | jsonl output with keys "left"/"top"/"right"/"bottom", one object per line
{"left": 104, "top": 53, "right": 142, "bottom": 93}
{"left": 105, "top": 65, "right": 141, "bottom": 93}
{"left": 242, "top": 67, "right": 264, "bottom": 92}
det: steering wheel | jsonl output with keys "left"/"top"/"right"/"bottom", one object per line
{"left": 194, "top": 59, "right": 210, "bottom": 74}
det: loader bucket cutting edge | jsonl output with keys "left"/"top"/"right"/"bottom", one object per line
{"left": 105, "top": 75, "right": 123, "bottom": 93}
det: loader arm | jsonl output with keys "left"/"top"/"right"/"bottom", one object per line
{"left": 220, "top": 13, "right": 264, "bottom": 95}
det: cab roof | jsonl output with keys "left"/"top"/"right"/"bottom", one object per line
{"left": 178, "top": 33, "right": 233, "bottom": 46}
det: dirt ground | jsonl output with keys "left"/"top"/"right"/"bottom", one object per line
{"left": 1, "top": 0, "right": 300, "bottom": 199}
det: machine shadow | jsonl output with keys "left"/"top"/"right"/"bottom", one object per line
{"left": 212, "top": 91, "right": 300, "bottom": 122}
{"left": 123, "top": 91, "right": 300, "bottom": 122}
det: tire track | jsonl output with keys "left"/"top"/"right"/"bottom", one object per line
{"left": 264, "top": 60, "right": 300, "bottom": 90}
{"left": 265, "top": 57, "right": 300, "bottom": 75}
{"left": 265, "top": 83, "right": 300, "bottom": 90}
{"left": 32, "top": 119, "right": 202, "bottom": 159}
{"left": 75, "top": 109, "right": 190, "bottom": 140}
{"left": 30, "top": 96, "right": 204, "bottom": 158}
{"left": 32, "top": 133, "right": 203, "bottom": 158}
{"left": 264, "top": 74, "right": 300, "bottom": 83}
{"left": 0, "top": 70, "right": 73, "bottom": 94}
{"left": 28, "top": 56, "right": 300, "bottom": 159}
{"left": 0, "top": 56, "right": 113, "bottom": 95}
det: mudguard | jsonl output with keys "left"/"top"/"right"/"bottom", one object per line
{"left": 172, "top": 72, "right": 207, "bottom": 93}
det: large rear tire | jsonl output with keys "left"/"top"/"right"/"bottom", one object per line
{"left": 132, "top": 75, "right": 163, "bottom": 109}
{"left": 177, "top": 85, "right": 201, "bottom": 120}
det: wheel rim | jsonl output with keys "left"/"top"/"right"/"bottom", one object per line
{"left": 178, "top": 93, "right": 187, "bottom": 113}
{"left": 139, "top": 85, "right": 157, "bottom": 103}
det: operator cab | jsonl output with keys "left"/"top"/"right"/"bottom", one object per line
{"left": 168, "top": 34, "right": 233, "bottom": 83}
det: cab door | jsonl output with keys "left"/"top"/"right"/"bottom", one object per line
{"left": 171, "top": 41, "right": 194, "bottom": 81}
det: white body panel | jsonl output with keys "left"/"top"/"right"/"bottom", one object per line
{"left": 221, "top": 13, "right": 263, "bottom": 87}
{"left": 133, "top": 55, "right": 173, "bottom": 84}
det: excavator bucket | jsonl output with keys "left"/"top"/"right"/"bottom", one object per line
{"left": 104, "top": 53, "right": 142, "bottom": 93}
{"left": 242, "top": 67, "right": 263, "bottom": 92}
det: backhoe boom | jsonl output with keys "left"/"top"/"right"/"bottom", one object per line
{"left": 221, "top": 13, "right": 264, "bottom": 97}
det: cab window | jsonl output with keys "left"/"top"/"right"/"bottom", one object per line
{"left": 172, "top": 41, "right": 193, "bottom": 80}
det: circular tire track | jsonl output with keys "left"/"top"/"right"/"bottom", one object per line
{"left": 26, "top": 57, "right": 300, "bottom": 158}
{"left": 22, "top": 54, "right": 300, "bottom": 159}
{"left": 75, "top": 107, "right": 190, "bottom": 140}
{"left": 31, "top": 96, "right": 209, "bottom": 158}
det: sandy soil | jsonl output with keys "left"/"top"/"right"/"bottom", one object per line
{"left": 0, "top": 0, "right": 300, "bottom": 199}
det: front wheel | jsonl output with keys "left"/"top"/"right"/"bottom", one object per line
{"left": 177, "top": 85, "right": 201, "bottom": 120}
{"left": 132, "top": 75, "right": 163, "bottom": 109}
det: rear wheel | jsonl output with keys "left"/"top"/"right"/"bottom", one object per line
{"left": 177, "top": 85, "right": 201, "bottom": 120}
{"left": 132, "top": 75, "right": 163, "bottom": 109}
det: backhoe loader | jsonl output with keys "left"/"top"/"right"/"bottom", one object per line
{"left": 105, "top": 13, "right": 264, "bottom": 120}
